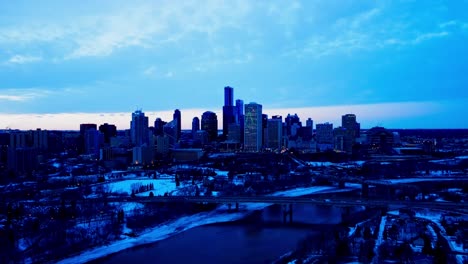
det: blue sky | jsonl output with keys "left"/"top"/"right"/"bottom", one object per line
{"left": 0, "top": 0, "right": 467, "bottom": 130}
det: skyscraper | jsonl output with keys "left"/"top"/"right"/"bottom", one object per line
{"left": 341, "top": 114, "right": 359, "bottom": 153}
{"left": 163, "top": 119, "right": 178, "bottom": 146}
{"left": 267, "top": 118, "right": 282, "bottom": 150}
{"left": 192, "top": 117, "right": 200, "bottom": 137}
{"left": 306, "top": 118, "right": 313, "bottom": 131}
{"left": 79, "top": 123, "right": 97, "bottom": 154}
{"left": 130, "top": 110, "right": 149, "bottom": 146}
{"left": 154, "top": 118, "right": 166, "bottom": 136}
{"left": 244, "top": 102, "right": 262, "bottom": 152}
{"left": 84, "top": 127, "right": 103, "bottom": 156}
{"left": 316, "top": 122, "right": 334, "bottom": 152}
{"left": 173, "top": 109, "right": 181, "bottom": 141}
{"left": 262, "top": 114, "right": 268, "bottom": 147}
{"left": 285, "top": 114, "right": 301, "bottom": 137}
{"left": 236, "top": 99, "right": 244, "bottom": 143}
{"left": 99, "top": 123, "right": 117, "bottom": 144}
{"left": 223, "top": 86, "right": 236, "bottom": 138}
{"left": 201, "top": 111, "right": 218, "bottom": 142}
{"left": 224, "top": 86, "right": 234, "bottom": 106}
{"left": 235, "top": 99, "right": 244, "bottom": 123}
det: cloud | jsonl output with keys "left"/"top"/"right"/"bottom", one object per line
{"left": 6, "top": 54, "right": 42, "bottom": 64}
{"left": 410, "top": 31, "right": 449, "bottom": 44}
{"left": 191, "top": 53, "right": 253, "bottom": 73}
{"left": 0, "top": 24, "right": 66, "bottom": 44}
{"left": 143, "top": 66, "right": 157, "bottom": 76}
{"left": 439, "top": 20, "right": 457, "bottom": 28}
{"left": 283, "top": 6, "right": 458, "bottom": 59}
{"left": 0, "top": 1, "right": 253, "bottom": 60}
{"left": 267, "top": 0, "right": 302, "bottom": 37}
{"left": 0, "top": 89, "right": 51, "bottom": 102}
{"left": 165, "top": 71, "right": 174, "bottom": 78}
{"left": 142, "top": 66, "right": 174, "bottom": 79}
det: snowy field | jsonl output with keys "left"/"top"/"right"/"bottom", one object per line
{"left": 57, "top": 184, "right": 360, "bottom": 264}
{"left": 106, "top": 178, "right": 176, "bottom": 196}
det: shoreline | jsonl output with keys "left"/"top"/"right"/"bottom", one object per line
{"left": 56, "top": 185, "right": 360, "bottom": 264}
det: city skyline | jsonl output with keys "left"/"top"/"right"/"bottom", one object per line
{"left": 0, "top": 1, "right": 467, "bottom": 129}
{"left": 0, "top": 100, "right": 459, "bottom": 131}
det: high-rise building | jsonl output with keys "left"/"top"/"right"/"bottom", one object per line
{"left": 84, "top": 128, "right": 103, "bottom": 156}
{"left": 227, "top": 123, "right": 241, "bottom": 142}
{"left": 341, "top": 114, "right": 359, "bottom": 153}
{"left": 223, "top": 86, "right": 236, "bottom": 137}
{"left": 163, "top": 119, "right": 178, "bottom": 147}
{"left": 173, "top": 109, "right": 181, "bottom": 141}
{"left": 154, "top": 118, "right": 166, "bottom": 136}
{"left": 306, "top": 118, "right": 313, "bottom": 132}
{"left": 262, "top": 114, "right": 268, "bottom": 147}
{"left": 201, "top": 111, "right": 218, "bottom": 142}
{"left": 192, "top": 117, "right": 200, "bottom": 137}
{"left": 333, "top": 127, "right": 346, "bottom": 151}
{"left": 235, "top": 99, "right": 244, "bottom": 123}
{"left": 285, "top": 114, "right": 301, "bottom": 136}
{"left": 99, "top": 123, "right": 117, "bottom": 144}
{"left": 267, "top": 118, "right": 282, "bottom": 150}
{"left": 9, "top": 131, "right": 28, "bottom": 149}
{"left": 224, "top": 86, "right": 234, "bottom": 106}
{"left": 316, "top": 122, "right": 334, "bottom": 152}
{"left": 235, "top": 99, "right": 244, "bottom": 143}
{"left": 130, "top": 110, "right": 149, "bottom": 147}
{"left": 80, "top": 124, "right": 97, "bottom": 135}
{"left": 156, "top": 135, "right": 170, "bottom": 155}
{"left": 79, "top": 123, "right": 97, "bottom": 154}
{"left": 244, "top": 102, "right": 263, "bottom": 152}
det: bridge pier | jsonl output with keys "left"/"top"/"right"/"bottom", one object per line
{"left": 339, "top": 180, "right": 345, "bottom": 189}
{"left": 282, "top": 204, "right": 293, "bottom": 223}
{"left": 362, "top": 183, "right": 369, "bottom": 198}
{"left": 227, "top": 202, "right": 239, "bottom": 212}
{"left": 341, "top": 206, "right": 352, "bottom": 223}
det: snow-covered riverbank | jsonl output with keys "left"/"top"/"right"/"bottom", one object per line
{"left": 58, "top": 184, "right": 360, "bottom": 264}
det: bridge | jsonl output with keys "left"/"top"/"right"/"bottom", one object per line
{"left": 20, "top": 195, "right": 465, "bottom": 211}
{"left": 18, "top": 195, "right": 466, "bottom": 223}
{"left": 124, "top": 195, "right": 465, "bottom": 211}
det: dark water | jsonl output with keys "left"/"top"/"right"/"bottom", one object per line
{"left": 96, "top": 204, "right": 346, "bottom": 264}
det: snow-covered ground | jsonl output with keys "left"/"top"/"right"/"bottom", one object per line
{"left": 384, "top": 177, "right": 461, "bottom": 184}
{"left": 374, "top": 216, "right": 387, "bottom": 257}
{"left": 106, "top": 178, "right": 176, "bottom": 196}
{"left": 57, "top": 184, "right": 360, "bottom": 264}
{"left": 348, "top": 218, "right": 372, "bottom": 237}
{"left": 388, "top": 209, "right": 468, "bottom": 263}
{"left": 307, "top": 161, "right": 365, "bottom": 168}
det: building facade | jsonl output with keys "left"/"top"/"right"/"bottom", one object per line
{"left": 267, "top": 118, "right": 282, "bottom": 150}
{"left": 244, "top": 102, "right": 263, "bottom": 152}
{"left": 223, "top": 86, "right": 236, "bottom": 138}
{"left": 201, "top": 111, "right": 218, "bottom": 142}
{"left": 316, "top": 122, "right": 334, "bottom": 151}
{"left": 130, "top": 110, "right": 149, "bottom": 147}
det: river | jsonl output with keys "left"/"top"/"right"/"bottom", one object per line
{"left": 93, "top": 203, "right": 349, "bottom": 264}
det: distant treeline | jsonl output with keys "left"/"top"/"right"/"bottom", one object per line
{"left": 387, "top": 129, "right": 468, "bottom": 138}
